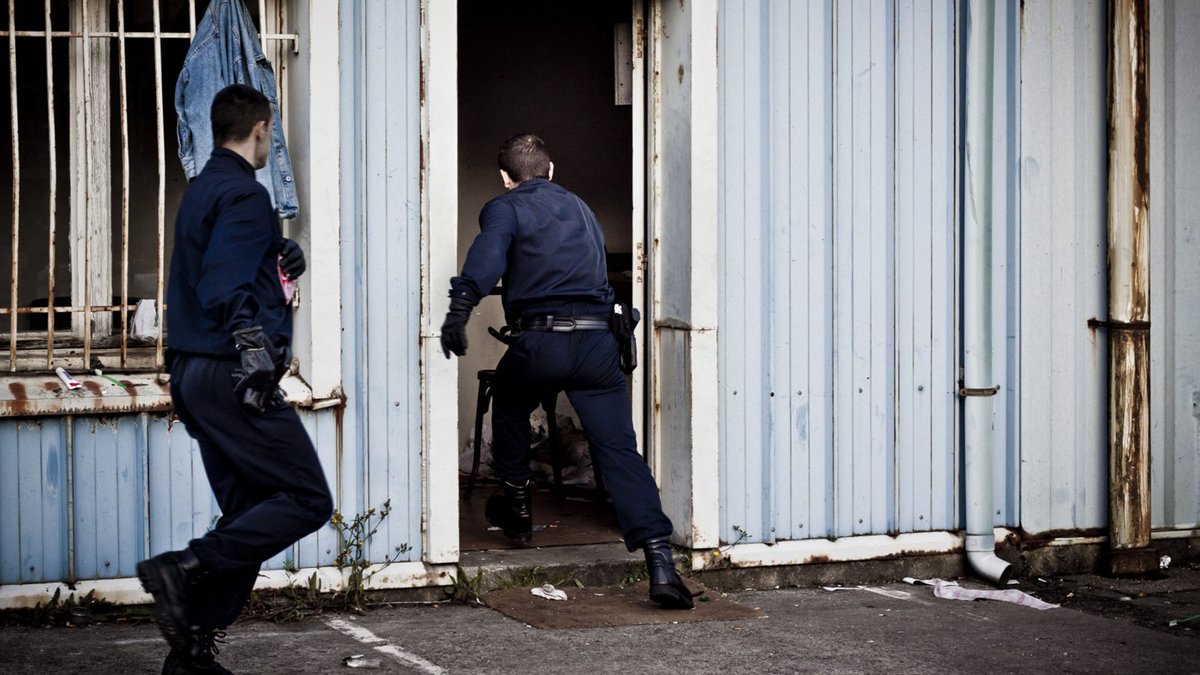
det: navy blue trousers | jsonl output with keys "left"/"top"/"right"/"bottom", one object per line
{"left": 169, "top": 355, "right": 333, "bottom": 628}
{"left": 490, "top": 328, "right": 673, "bottom": 551}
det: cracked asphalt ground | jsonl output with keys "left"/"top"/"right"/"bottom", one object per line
{"left": 1, "top": 572, "right": 1197, "bottom": 674}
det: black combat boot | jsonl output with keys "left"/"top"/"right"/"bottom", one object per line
{"left": 137, "top": 548, "right": 206, "bottom": 653}
{"left": 643, "top": 536, "right": 695, "bottom": 609}
{"left": 485, "top": 479, "right": 533, "bottom": 541}
{"left": 162, "top": 629, "right": 233, "bottom": 675}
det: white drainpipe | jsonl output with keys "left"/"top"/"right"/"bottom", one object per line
{"left": 962, "top": 0, "right": 1013, "bottom": 588}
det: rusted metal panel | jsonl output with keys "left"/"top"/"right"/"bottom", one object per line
{"left": 0, "top": 372, "right": 313, "bottom": 418}
{"left": 0, "top": 373, "right": 172, "bottom": 417}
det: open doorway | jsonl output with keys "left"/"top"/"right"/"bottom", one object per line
{"left": 455, "top": 0, "right": 641, "bottom": 551}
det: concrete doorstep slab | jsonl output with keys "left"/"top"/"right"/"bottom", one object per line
{"left": 456, "top": 543, "right": 645, "bottom": 594}
{"left": 481, "top": 581, "right": 765, "bottom": 629}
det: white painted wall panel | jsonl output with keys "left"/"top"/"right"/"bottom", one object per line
{"left": 1, "top": 408, "right": 340, "bottom": 586}
{"left": 1150, "top": 0, "right": 1200, "bottom": 531}
{"left": 338, "top": 0, "right": 424, "bottom": 563}
{"left": 0, "top": 420, "right": 68, "bottom": 584}
{"left": 718, "top": 0, "right": 960, "bottom": 544}
{"left": 1018, "top": 0, "right": 1109, "bottom": 534}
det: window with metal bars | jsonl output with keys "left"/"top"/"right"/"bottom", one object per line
{"left": 0, "top": 0, "right": 296, "bottom": 374}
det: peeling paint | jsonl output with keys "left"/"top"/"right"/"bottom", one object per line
{"left": 1105, "top": 0, "right": 1153, "bottom": 562}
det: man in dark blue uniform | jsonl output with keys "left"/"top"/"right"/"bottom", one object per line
{"left": 441, "top": 134, "right": 694, "bottom": 610}
{"left": 137, "top": 84, "right": 333, "bottom": 674}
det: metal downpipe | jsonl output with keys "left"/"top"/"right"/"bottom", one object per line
{"left": 962, "top": 0, "right": 1012, "bottom": 588}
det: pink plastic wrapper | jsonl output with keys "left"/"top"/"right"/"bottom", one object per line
{"left": 278, "top": 255, "right": 296, "bottom": 303}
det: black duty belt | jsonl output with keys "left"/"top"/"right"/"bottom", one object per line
{"left": 517, "top": 315, "right": 609, "bottom": 332}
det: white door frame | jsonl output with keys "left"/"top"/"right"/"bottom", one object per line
{"left": 646, "top": 0, "right": 721, "bottom": 549}
{"left": 420, "top": 0, "right": 459, "bottom": 564}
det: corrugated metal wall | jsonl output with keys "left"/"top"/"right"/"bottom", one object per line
{"left": 0, "top": 411, "right": 339, "bottom": 586}
{"left": 1150, "top": 0, "right": 1200, "bottom": 531}
{"left": 1018, "top": 0, "right": 1199, "bottom": 534}
{"left": 1019, "top": 0, "right": 1114, "bottom": 535}
{"left": 337, "top": 0, "right": 424, "bottom": 563}
{"left": 716, "top": 0, "right": 1011, "bottom": 545}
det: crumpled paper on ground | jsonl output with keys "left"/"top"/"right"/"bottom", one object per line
{"left": 905, "top": 577, "right": 1058, "bottom": 610}
{"left": 531, "top": 583, "right": 568, "bottom": 601}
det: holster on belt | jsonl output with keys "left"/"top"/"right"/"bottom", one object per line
{"left": 488, "top": 325, "right": 518, "bottom": 345}
{"left": 610, "top": 303, "right": 640, "bottom": 374}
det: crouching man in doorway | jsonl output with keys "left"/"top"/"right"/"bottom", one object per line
{"left": 137, "top": 84, "right": 333, "bottom": 674}
{"left": 441, "top": 133, "right": 694, "bottom": 610}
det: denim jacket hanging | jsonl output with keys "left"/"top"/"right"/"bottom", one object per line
{"left": 175, "top": 0, "right": 298, "bottom": 219}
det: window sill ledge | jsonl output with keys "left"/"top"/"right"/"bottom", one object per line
{"left": 0, "top": 372, "right": 315, "bottom": 418}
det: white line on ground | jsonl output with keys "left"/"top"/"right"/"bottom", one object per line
{"left": 324, "top": 617, "right": 445, "bottom": 675}
{"left": 110, "top": 632, "right": 298, "bottom": 646}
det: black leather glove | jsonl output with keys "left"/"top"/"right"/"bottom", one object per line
{"left": 279, "top": 238, "right": 306, "bottom": 279}
{"left": 440, "top": 298, "right": 473, "bottom": 358}
{"left": 231, "top": 326, "right": 284, "bottom": 414}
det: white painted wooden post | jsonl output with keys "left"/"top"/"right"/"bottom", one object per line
{"left": 648, "top": 0, "right": 720, "bottom": 550}
{"left": 631, "top": 0, "right": 647, "bottom": 458}
{"left": 421, "top": 0, "right": 459, "bottom": 564}
{"left": 290, "top": 0, "right": 343, "bottom": 401}
{"left": 69, "top": 0, "right": 112, "bottom": 340}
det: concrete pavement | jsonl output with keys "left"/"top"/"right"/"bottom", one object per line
{"left": 1, "top": 576, "right": 1196, "bottom": 674}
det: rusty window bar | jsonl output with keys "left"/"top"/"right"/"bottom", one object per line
{"left": 80, "top": 0, "right": 94, "bottom": 370}
{"left": 43, "top": 0, "right": 56, "bottom": 370}
{"left": 152, "top": 0, "right": 163, "bottom": 369}
{"left": 1, "top": 30, "right": 299, "bottom": 40}
{"left": 118, "top": 0, "right": 129, "bottom": 367}
{"left": 7, "top": 0, "right": 18, "bottom": 372}
{"left": 3, "top": 3, "right": 296, "bottom": 374}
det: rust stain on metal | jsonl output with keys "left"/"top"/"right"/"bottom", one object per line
{"left": 634, "top": 16, "right": 645, "bottom": 60}
{"left": 82, "top": 380, "right": 102, "bottom": 397}
{"left": 1008, "top": 527, "right": 1108, "bottom": 550}
{"left": 803, "top": 554, "right": 831, "bottom": 564}
{"left": 8, "top": 382, "right": 26, "bottom": 400}
{"left": 1109, "top": 327, "right": 1151, "bottom": 549}
{"left": 43, "top": 382, "right": 60, "bottom": 392}
{"left": 1105, "top": 0, "right": 1153, "bottom": 562}
{"left": 1128, "top": 0, "right": 1150, "bottom": 321}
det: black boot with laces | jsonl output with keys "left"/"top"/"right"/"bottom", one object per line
{"left": 485, "top": 479, "right": 533, "bottom": 541}
{"left": 161, "top": 629, "right": 233, "bottom": 675}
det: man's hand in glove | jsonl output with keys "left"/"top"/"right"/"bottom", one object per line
{"left": 279, "top": 238, "right": 306, "bottom": 279}
{"left": 231, "top": 326, "right": 285, "bottom": 414}
{"left": 440, "top": 298, "right": 473, "bottom": 358}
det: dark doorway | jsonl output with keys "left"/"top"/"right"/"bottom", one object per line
{"left": 456, "top": 1, "right": 636, "bottom": 551}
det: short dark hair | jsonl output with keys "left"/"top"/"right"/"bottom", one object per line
{"left": 497, "top": 134, "right": 551, "bottom": 182}
{"left": 211, "top": 84, "right": 272, "bottom": 146}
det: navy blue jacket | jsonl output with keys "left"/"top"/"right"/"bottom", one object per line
{"left": 451, "top": 179, "right": 614, "bottom": 322}
{"left": 167, "top": 148, "right": 290, "bottom": 359}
